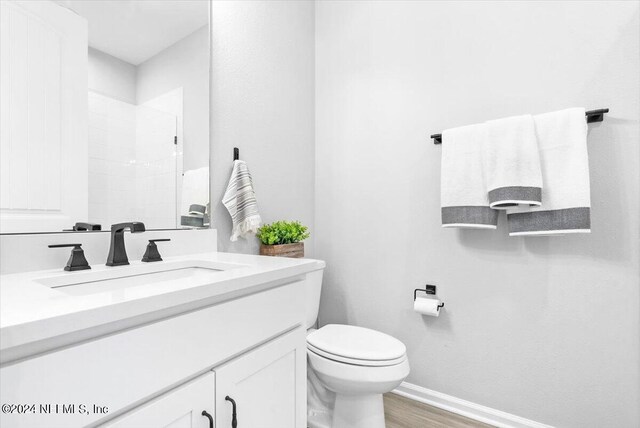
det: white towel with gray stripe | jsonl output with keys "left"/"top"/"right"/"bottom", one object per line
{"left": 485, "top": 114, "right": 543, "bottom": 209}
{"left": 507, "top": 108, "right": 590, "bottom": 236}
{"left": 441, "top": 123, "right": 498, "bottom": 229}
{"left": 222, "top": 160, "right": 262, "bottom": 241}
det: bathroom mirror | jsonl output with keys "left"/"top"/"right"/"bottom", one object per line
{"left": 0, "top": 0, "right": 210, "bottom": 233}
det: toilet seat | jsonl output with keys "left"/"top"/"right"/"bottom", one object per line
{"left": 307, "top": 344, "right": 410, "bottom": 395}
{"left": 306, "top": 324, "right": 407, "bottom": 367}
{"left": 307, "top": 343, "right": 407, "bottom": 367}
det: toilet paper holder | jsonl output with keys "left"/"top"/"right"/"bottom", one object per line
{"left": 414, "top": 284, "right": 444, "bottom": 309}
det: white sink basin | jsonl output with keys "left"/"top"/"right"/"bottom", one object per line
{"left": 35, "top": 260, "right": 242, "bottom": 297}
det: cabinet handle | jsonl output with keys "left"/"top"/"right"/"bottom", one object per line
{"left": 225, "top": 396, "right": 237, "bottom": 428}
{"left": 202, "top": 410, "right": 214, "bottom": 428}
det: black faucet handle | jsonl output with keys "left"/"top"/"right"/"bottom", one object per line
{"left": 142, "top": 239, "right": 171, "bottom": 263}
{"left": 48, "top": 244, "right": 91, "bottom": 271}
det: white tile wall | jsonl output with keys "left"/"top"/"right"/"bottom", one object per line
{"left": 135, "top": 104, "right": 178, "bottom": 229}
{"left": 87, "top": 91, "right": 179, "bottom": 229}
{"left": 139, "top": 88, "right": 185, "bottom": 224}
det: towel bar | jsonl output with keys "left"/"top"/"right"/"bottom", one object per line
{"left": 430, "top": 108, "right": 609, "bottom": 145}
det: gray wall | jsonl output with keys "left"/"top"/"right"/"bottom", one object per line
{"left": 210, "top": 1, "right": 316, "bottom": 255}
{"left": 88, "top": 47, "right": 136, "bottom": 103}
{"left": 315, "top": 1, "right": 640, "bottom": 427}
{"left": 137, "top": 26, "right": 210, "bottom": 171}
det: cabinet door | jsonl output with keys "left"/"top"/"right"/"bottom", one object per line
{"left": 215, "top": 328, "right": 306, "bottom": 428}
{"left": 0, "top": 0, "right": 88, "bottom": 232}
{"left": 102, "top": 372, "right": 215, "bottom": 428}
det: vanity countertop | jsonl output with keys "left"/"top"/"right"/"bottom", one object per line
{"left": 0, "top": 252, "right": 324, "bottom": 357}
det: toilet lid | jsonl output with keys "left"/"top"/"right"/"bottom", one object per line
{"left": 307, "top": 343, "right": 407, "bottom": 367}
{"left": 306, "top": 324, "right": 406, "bottom": 363}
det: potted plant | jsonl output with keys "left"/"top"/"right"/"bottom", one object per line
{"left": 257, "top": 220, "right": 310, "bottom": 258}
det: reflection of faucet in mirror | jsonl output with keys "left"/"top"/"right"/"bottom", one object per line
{"left": 106, "top": 222, "right": 146, "bottom": 266}
{"left": 73, "top": 222, "right": 101, "bottom": 231}
{"left": 62, "top": 222, "right": 102, "bottom": 232}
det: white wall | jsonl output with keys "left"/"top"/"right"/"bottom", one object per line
{"left": 88, "top": 47, "right": 136, "bottom": 104}
{"left": 136, "top": 25, "right": 209, "bottom": 172}
{"left": 315, "top": 1, "right": 640, "bottom": 427}
{"left": 210, "top": 1, "right": 316, "bottom": 255}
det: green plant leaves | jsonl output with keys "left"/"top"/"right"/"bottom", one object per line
{"left": 256, "top": 220, "right": 310, "bottom": 245}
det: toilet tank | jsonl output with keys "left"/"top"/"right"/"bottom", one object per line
{"left": 304, "top": 268, "right": 324, "bottom": 329}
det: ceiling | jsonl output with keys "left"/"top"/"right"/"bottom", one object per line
{"left": 54, "top": 0, "right": 209, "bottom": 65}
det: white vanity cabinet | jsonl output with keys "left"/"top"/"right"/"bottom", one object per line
{"left": 103, "top": 328, "right": 306, "bottom": 428}
{"left": 0, "top": 275, "right": 311, "bottom": 428}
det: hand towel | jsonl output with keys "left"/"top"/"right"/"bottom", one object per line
{"left": 507, "top": 108, "right": 590, "bottom": 236}
{"left": 485, "top": 115, "right": 543, "bottom": 209}
{"left": 222, "top": 160, "right": 262, "bottom": 241}
{"left": 441, "top": 123, "right": 498, "bottom": 229}
{"left": 181, "top": 167, "right": 209, "bottom": 215}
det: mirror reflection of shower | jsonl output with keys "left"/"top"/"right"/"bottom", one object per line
{"left": 0, "top": 0, "right": 210, "bottom": 233}
{"left": 88, "top": 89, "right": 182, "bottom": 229}
{"left": 79, "top": 0, "right": 211, "bottom": 230}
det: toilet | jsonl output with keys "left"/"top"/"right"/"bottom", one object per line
{"left": 305, "top": 270, "right": 410, "bottom": 428}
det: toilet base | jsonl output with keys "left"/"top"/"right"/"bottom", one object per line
{"left": 332, "top": 393, "right": 386, "bottom": 428}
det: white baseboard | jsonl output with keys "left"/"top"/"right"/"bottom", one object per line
{"left": 392, "top": 382, "right": 554, "bottom": 428}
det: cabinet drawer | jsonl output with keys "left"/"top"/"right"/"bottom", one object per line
{"left": 0, "top": 280, "right": 304, "bottom": 428}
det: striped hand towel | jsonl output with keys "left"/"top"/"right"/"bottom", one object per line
{"left": 222, "top": 160, "right": 262, "bottom": 241}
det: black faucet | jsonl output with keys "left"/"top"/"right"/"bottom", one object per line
{"left": 106, "top": 222, "right": 146, "bottom": 266}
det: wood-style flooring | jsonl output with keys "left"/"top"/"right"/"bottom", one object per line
{"left": 384, "top": 393, "right": 495, "bottom": 428}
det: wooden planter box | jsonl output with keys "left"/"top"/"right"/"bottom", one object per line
{"left": 259, "top": 242, "right": 304, "bottom": 258}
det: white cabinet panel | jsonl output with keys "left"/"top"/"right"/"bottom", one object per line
{"left": 215, "top": 328, "right": 307, "bottom": 428}
{"left": 0, "top": 281, "right": 304, "bottom": 428}
{"left": 102, "top": 372, "right": 215, "bottom": 428}
{"left": 0, "top": 0, "right": 88, "bottom": 232}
